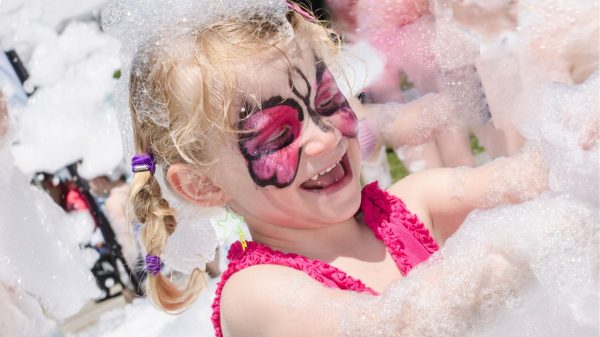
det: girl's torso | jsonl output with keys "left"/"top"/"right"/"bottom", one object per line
{"left": 212, "top": 182, "right": 439, "bottom": 336}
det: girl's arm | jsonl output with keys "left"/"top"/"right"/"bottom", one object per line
{"left": 388, "top": 146, "right": 549, "bottom": 244}
{"left": 220, "top": 247, "right": 528, "bottom": 337}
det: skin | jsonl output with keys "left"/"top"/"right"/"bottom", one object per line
{"left": 166, "top": 36, "right": 548, "bottom": 337}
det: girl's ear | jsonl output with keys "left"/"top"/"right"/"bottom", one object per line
{"left": 166, "top": 163, "right": 231, "bottom": 207}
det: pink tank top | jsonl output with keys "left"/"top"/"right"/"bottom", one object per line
{"left": 211, "top": 182, "right": 439, "bottom": 337}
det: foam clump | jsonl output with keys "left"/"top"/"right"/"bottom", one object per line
{"left": 516, "top": 74, "right": 599, "bottom": 205}
{"left": 517, "top": 0, "right": 599, "bottom": 84}
{"left": 10, "top": 20, "right": 123, "bottom": 179}
{"left": 434, "top": 0, "right": 599, "bottom": 206}
{"left": 101, "top": 0, "right": 289, "bottom": 60}
{"left": 337, "top": 194, "right": 597, "bottom": 337}
{"left": 74, "top": 279, "right": 218, "bottom": 337}
{"left": 0, "top": 145, "right": 101, "bottom": 321}
{"left": 430, "top": 1, "right": 491, "bottom": 126}
{"left": 0, "top": 285, "right": 55, "bottom": 337}
{"left": 0, "top": 0, "right": 108, "bottom": 54}
{"left": 461, "top": 194, "right": 598, "bottom": 337}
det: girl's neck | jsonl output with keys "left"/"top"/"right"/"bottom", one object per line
{"left": 247, "top": 215, "right": 367, "bottom": 263}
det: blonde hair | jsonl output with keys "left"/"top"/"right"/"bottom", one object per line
{"left": 127, "top": 9, "right": 340, "bottom": 313}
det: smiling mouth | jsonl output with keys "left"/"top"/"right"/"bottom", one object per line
{"left": 300, "top": 152, "right": 352, "bottom": 191}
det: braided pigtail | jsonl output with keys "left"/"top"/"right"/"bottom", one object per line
{"left": 128, "top": 157, "right": 207, "bottom": 313}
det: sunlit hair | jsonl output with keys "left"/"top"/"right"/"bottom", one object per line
{"left": 127, "top": 9, "right": 340, "bottom": 313}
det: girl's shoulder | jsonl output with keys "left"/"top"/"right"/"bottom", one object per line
{"left": 219, "top": 264, "right": 341, "bottom": 337}
{"left": 219, "top": 264, "right": 296, "bottom": 336}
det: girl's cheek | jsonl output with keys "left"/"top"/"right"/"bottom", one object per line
{"left": 249, "top": 141, "right": 302, "bottom": 188}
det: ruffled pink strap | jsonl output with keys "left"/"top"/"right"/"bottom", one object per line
{"left": 361, "top": 181, "right": 439, "bottom": 275}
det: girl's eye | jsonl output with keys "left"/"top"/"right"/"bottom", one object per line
{"left": 318, "top": 97, "right": 334, "bottom": 109}
{"left": 264, "top": 125, "right": 291, "bottom": 146}
{"left": 317, "top": 94, "right": 340, "bottom": 116}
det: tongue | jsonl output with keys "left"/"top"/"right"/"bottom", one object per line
{"left": 301, "top": 163, "right": 345, "bottom": 190}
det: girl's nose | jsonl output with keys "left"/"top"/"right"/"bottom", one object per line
{"left": 302, "top": 118, "right": 342, "bottom": 157}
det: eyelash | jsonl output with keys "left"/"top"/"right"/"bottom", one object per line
{"left": 265, "top": 126, "right": 290, "bottom": 145}
{"left": 317, "top": 94, "right": 341, "bottom": 116}
{"left": 318, "top": 97, "right": 334, "bottom": 109}
{"left": 249, "top": 125, "right": 293, "bottom": 156}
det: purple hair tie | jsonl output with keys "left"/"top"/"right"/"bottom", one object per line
{"left": 145, "top": 255, "right": 161, "bottom": 276}
{"left": 132, "top": 154, "right": 156, "bottom": 174}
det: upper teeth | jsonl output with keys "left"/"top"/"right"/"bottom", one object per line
{"left": 309, "top": 161, "right": 341, "bottom": 181}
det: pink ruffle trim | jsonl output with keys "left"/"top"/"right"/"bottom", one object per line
{"left": 361, "top": 181, "right": 439, "bottom": 274}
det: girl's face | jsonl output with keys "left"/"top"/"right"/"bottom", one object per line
{"left": 214, "top": 41, "right": 362, "bottom": 229}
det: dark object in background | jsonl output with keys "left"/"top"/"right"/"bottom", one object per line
{"left": 4, "top": 50, "right": 29, "bottom": 85}
{"left": 66, "top": 163, "right": 143, "bottom": 300}
{"left": 4, "top": 50, "right": 36, "bottom": 97}
{"left": 293, "top": 0, "right": 331, "bottom": 21}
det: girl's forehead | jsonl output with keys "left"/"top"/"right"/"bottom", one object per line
{"left": 235, "top": 41, "right": 319, "bottom": 106}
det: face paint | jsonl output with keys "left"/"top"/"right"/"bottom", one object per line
{"left": 315, "top": 61, "right": 359, "bottom": 137}
{"left": 289, "top": 60, "right": 359, "bottom": 138}
{"left": 238, "top": 96, "right": 304, "bottom": 188}
{"left": 289, "top": 66, "right": 332, "bottom": 133}
{"left": 238, "top": 55, "right": 359, "bottom": 189}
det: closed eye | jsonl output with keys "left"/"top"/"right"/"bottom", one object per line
{"left": 260, "top": 126, "right": 292, "bottom": 151}
{"left": 316, "top": 94, "right": 343, "bottom": 116}
{"left": 318, "top": 97, "right": 334, "bottom": 109}
{"left": 265, "top": 125, "right": 291, "bottom": 144}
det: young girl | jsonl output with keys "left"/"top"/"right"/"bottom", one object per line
{"left": 103, "top": 1, "right": 547, "bottom": 336}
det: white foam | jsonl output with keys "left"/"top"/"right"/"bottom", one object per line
{"left": 9, "top": 21, "right": 123, "bottom": 178}
{"left": 72, "top": 279, "right": 218, "bottom": 337}
{"left": 0, "top": 146, "right": 101, "bottom": 320}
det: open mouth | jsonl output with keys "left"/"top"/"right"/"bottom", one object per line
{"left": 300, "top": 152, "right": 352, "bottom": 192}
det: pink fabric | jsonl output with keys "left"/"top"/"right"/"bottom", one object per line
{"left": 361, "top": 182, "right": 439, "bottom": 274}
{"left": 211, "top": 182, "right": 438, "bottom": 337}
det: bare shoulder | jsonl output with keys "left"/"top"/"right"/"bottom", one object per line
{"left": 220, "top": 264, "right": 343, "bottom": 337}
{"left": 387, "top": 170, "right": 423, "bottom": 201}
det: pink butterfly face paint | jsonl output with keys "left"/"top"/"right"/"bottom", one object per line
{"left": 314, "top": 62, "right": 359, "bottom": 137}
{"left": 238, "top": 56, "right": 359, "bottom": 189}
{"left": 238, "top": 97, "right": 304, "bottom": 188}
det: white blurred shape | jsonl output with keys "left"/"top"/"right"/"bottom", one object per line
{"left": 333, "top": 41, "right": 385, "bottom": 98}
{"left": 10, "top": 21, "right": 122, "bottom": 179}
